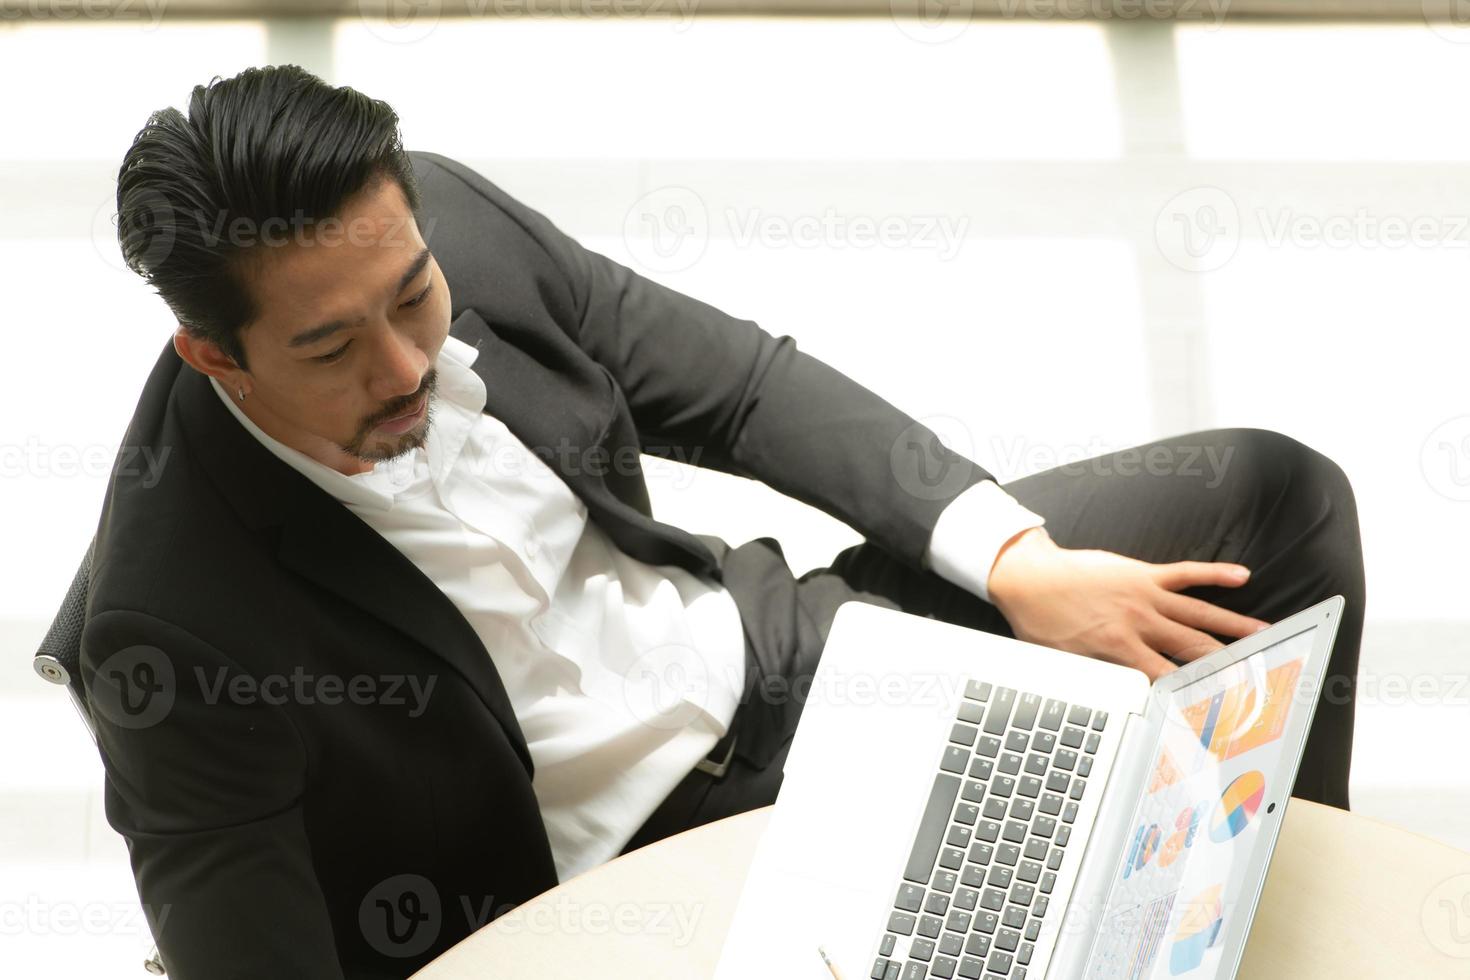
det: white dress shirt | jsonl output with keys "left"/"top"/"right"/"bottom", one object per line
{"left": 207, "top": 335, "right": 1043, "bottom": 881}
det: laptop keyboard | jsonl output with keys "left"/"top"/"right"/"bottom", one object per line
{"left": 869, "top": 680, "right": 1109, "bottom": 980}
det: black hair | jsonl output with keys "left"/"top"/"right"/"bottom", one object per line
{"left": 114, "top": 64, "right": 422, "bottom": 375}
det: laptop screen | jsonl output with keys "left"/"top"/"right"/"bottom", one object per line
{"left": 1081, "top": 624, "right": 1321, "bottom": 979}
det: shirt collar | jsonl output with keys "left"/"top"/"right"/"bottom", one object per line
{"left": 207, "top": 333, "right": 486, "bottom": 514}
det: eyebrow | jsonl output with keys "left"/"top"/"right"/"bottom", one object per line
{"left": 286, "top": 246, "right": 433, "bottom": 350}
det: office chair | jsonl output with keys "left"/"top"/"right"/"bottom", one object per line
{"left": 32, "top": 536, "right": 167, "bottom": 976}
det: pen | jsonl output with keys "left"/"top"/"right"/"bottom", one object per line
{"left": 816, "top": 944, "right": 844, "bottom": 980}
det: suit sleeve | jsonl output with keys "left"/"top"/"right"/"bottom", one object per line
{"left": 81, "top": 609, "right": 345, "bottom": 980}
{"left": 424, "top": 153, "right": 1000, "bottom": 570}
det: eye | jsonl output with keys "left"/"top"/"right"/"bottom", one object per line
{"left": 404, "top": 285, "right": 432, "bottom": 309}
{"left": 315, "top": 342, "right": 350, "bottom": 364}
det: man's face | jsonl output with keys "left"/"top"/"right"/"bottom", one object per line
{"left": 174, "top": 176, "right": 451, "bottom": 477}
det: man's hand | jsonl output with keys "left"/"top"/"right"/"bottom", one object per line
{"left": 985, "top": 527, "right": 1270, "bottom": 681}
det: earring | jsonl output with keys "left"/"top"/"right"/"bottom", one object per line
{"left": 237, "top": 387, "right": 246, "bottom": 402}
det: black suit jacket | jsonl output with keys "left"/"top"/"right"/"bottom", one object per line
{"left": 80, "top": 150, "right": 996, "bottom": 978}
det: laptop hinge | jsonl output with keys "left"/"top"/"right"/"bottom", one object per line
{"left": 1044, "top": 705, "right": 1162, "bottom": 978}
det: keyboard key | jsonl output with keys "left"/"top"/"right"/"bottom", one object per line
{"left": 889, "top": 911, "right": 917, "bottom": 935}
{"left": 1091, "top": 710, "right": 1108, "bottom": 730}
{"left": 1003, "top": 820, "right": 1028, "bottom": 843}
{"left": 919, "top": 914, "right": 943, "bottom": 938}
{"left": 972, "top": 911, "right": 998, "bottom": 935}
{"left": 1056, "top": 825, "right": 1072, "bottom": 847}
{"left": 1001, "top": 905, "right": 1026, "bottom": 930}
{"left": 981, "top": 688, "right": 1016, "bottom": 735}
{"left": 1039, "top": 699, "right": 1066, "bottom": 731}
{"left": 958, "top": 954, "right": 984, "bottom": 979}
{"left": 1063, "top": 802, "right": 1080, "bottom": 824}
{"left": 968, "top": 842, "right": 994, "bottom": 865}
{"left": 902, "top": 962, "right": 925, "bottom": 980}
{"left": 986, "top": 865, "right": 1012, "bottom": 888}
{"left": 1046, "top": 847, "right": 1063, "bottom": 871}
{"left": 999, "top": 751, "right": 1023, "bottom": 774}
{"left": 1078, "top": 756, "right": 1094, "bottom": 778}
{"left": 1004, "top": 731, "right": 1029, "bottom": 754}
{"left": 872, "top": 956, "right": 890, "bottom": 979}
{"left": 1039, "top": 794, "right": 1063, "bottom": 816}
{"left": 946, "top": 909, "right": 973, "bottom": 934}
{"left": 886, "top": 962, "right": 901, "bottom": 980}
{"left": 954, "top": 886, "right": 979, "bottom": 911}
{"left": 950, "top": 723, "right": 978, "bottom": 747}
{"left": 911, "top": 938, "right": 935, "bottom": 961}
{"left": 933, "top": 870, "right": 957, "bottom": 893}
{"left": 957, "top": 702, "right": 983, "bottom": 725}
{"left": 955, "top": 804, "right": 979, "bottom": 827}
{"left": 976, "top": 820, "right": 1000, "bottom": 843}
{"left": 1024, "top": 753, "right": 1049, "bottom": 777}
{"left": 969, "top": 758, "right": 994, "bottom": 781}
{"left": 1012, "top": 693, "right": 1041, "bottom": 730}
{"left": 939, "top": 932, "right": 964, "bottom": 957}
{"left": 976, "top": 736, "right": 1001, "bottom": 759}
{"left": 1034, "top": 896, "right": 1050, "bottom": 918}
{"left": 941, "top": 746, "right": 969, "bottom": 773}
{"left": 1010, "top": 882, "right": 1036, "bottom": 906}
{"left": 1085, "top": 732, "right": 1101, "bottom": 755}
{"left": 1023, "top": 838, "right": 1047, "bottom": 861}
{"left": 996, "top": 843, "right": 1020, "bottom": 866}
{"left": 1017, "top": 941, "right": 1035, "bottom": 965}
{"left": 1070, "top": 777, "right": 1087, "bottom": 800}
{"left": 962, "top": 780, "right": 986, "bottom": 803}
{"left": 931, "top": 954, "right": 958, "bottom": 979}
{"left": 1054, "top": 749, "right": 1078, "bottom": 772}
{"left": 986, "top": 950, "right": 1014, "bottom": 975}
{"left": 904, "top": 774, "right": 961, "bottom": 883}
{"left": 980, "top": 888, "right": 1006, "bottom": 911}
{"left": 1060, "top": 726, "right": 1085, "bottom": 749}
{"left": 982, "top": 799, "right": 1007, "bottom": 822}
{"left": 1040, "top": 872, "right": 1057, "bottom": 895}
{"left": 961, "top": 865, "right": 986, "bottom": 889}
{"left": 1045, "top": 771, "right": 1070, "bottom": 794}
{"left": 1066, "top": 704, "right": 1091, "bottom": 727}
{"left": 882, "top": 934, "right": 898, "bottom": 956}
{"left": 965, "top": 680, "right": 992, "bottom": 702}
{"left": 1017, "top": 776, "right": 1042, "bottom": 799}
{"left": 896, "top": 883, "right": 925, "bottom": 912}
{"left": 1017, "top": 860, "right": 1041, "bottom": 884}
{"left": 995, "top": 927, "right": 1020, "bottom": 952}
{"left": 925, "top": 893, "right": 950, "bottom": 916}
{"left": 992, "top": 776, "right": 1015, "bottom": 799}
{"left": 1029, "top": 731, "right": 1056, "bottom": 754}
{"left": 1032, "top": 815, "right": 1057, "bottom": 839}
{"left": 939, "top": 847, "right": 965, "bottom": 871}
{"left": 1009, "top": 798, "right": 1035, "bottom": 822}
{"left": 947, "top": 825, "right": 972, "bottom": 849}
{"left": 1024, "top": 920, "right": 1041, "bottom": 942}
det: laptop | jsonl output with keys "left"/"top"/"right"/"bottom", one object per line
{"left": 711, "top": 594, "right": 1345, "bottom": 980}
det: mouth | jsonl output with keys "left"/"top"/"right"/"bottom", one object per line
{"left": 377, "top": 393, "right": 428, "bottom": 431}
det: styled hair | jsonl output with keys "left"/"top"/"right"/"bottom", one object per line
{"left": 114, "top": 64, "right": 422, "bottom": 375}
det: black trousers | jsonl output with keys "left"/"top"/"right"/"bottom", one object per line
{"left": 620, "top": 427, "right": 1365, "bottom": 856}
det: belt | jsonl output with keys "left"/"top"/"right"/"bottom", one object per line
{"left": 694, "top": 711, "right": 739, "bottom": 779}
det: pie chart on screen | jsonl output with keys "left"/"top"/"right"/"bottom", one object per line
{"left": 1210, "top": 770, "right": 1266, "bottom": 843}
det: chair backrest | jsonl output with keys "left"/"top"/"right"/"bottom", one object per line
{"left": 33, "top": 536, "right": 98, "bottom": 741}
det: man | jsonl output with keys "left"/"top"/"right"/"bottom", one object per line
{"left": 86, "top": 64, "right": 1364, "bottom": 978}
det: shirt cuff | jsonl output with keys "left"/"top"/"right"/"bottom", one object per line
{"left": 924, "top": 480, "right": 1046, "bottom": 605}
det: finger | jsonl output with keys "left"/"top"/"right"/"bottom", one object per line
{"left": 1085, "top": 629, "right": 1177, "bottom": 682}
{"left": 1154, "top": 590, "right": 1270, "bottom": 639}
{"left": 1139, "top": 613, "right": 1226, "bottom": 664}
{"left": 1150, "top": 560, "right": 1252, "bottom": 593}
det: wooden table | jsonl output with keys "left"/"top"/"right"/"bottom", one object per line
{"left": 412, "top": 799, "right": 1470, "bottom": 977}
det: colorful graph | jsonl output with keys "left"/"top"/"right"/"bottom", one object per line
{"left": 1182, "top": 659, "right": 1303, "bottom": 762}
{"left": 1211, "top": 770, "right": 1267, "bottom": 843}
{"left": 1168, "top": 883, "right": 1224, "bottom": 974}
